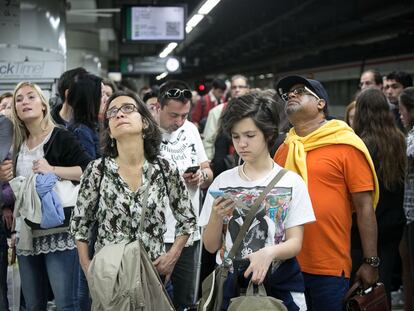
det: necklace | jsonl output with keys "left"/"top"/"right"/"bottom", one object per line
{"left": 240, "top": 163, "right": 252, "bottom": 181}
{"left": 240, "top": 161, "right": 275, "bottom": 181}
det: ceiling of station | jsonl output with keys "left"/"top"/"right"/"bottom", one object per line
{"left": 92, "top": 0, "right": 414, "bottom": 80}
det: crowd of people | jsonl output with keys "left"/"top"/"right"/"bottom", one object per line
{"left": 0, "top": 67, "right": 413, "bottom": 311}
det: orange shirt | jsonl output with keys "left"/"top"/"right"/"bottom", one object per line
{"left": 274, "top": 144, "right": 374, "bottom": 277}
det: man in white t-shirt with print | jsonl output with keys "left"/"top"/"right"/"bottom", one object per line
{"left": 156, "top": 80, "right": 213, "bottom": 311}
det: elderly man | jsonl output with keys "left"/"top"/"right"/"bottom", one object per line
{"left": 274, "top": 75, "right": 380, "bottom": 310}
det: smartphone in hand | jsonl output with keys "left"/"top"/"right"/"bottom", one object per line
{"left": 209, "top": 189, "right": 225, "bottom": 199}
{"left": 184, "top": 165, "right": 200, "bottom": 174}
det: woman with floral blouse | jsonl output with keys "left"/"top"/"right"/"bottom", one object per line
{"left": 70, "top": 90, "right": 197, "bottom": 284}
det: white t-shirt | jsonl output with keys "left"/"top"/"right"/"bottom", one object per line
{"left": 160, "top": 120, "right": 208, "bottom": 243}
{"left": 199, "top": 164, "right": 315, "bottom": 265}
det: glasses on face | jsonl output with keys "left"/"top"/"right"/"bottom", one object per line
{"left": 164, "top": 88, "right": 192, "bottom": 100}
{"left": 106, "top": 103, "right": 138, "bottom": 119}
{"left": 281, "top": 86, "right": 320, "bottom": 102}
{"left": 231, "top": 85, "right": 248, "bottom": 90}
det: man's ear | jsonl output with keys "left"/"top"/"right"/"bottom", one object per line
{"left": 317, "top": 99, "right": 326, "bottom": 112}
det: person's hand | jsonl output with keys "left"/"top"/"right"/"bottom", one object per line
{"left": 2, "top": 207, "right": 13, "bottom": 229}
{"left": 32, "top": 158, "right": 54, "bottom": 174}
{"left": 211, "top": 197, "right": 235, "bottom": 219}
{"left": 355, "top": 263, "right": 379, "bottom": 289}
{"left": 153, "top": 250, "right": 179, "bottom": 276}
{"left": 9, "top": 233, "right": 16, "bottom": 265}
{"left": 0, "top": 160, "right": 13, "bottom": 182}
{"left": 243, "top": 247, "right": 274, "bottom": 284}
{"left": 183, "top": 170, "right": 202, "bottom": 187}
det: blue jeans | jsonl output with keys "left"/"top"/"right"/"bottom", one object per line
{"left": 18, "top": 248, "right": 80, "bottom": 311}
{"left": 78, "top": 269, "right": 90, "bottom": 311}
{"left": 166, "top": 240, "right": 200, "bottom": 311}
{"left": 303, "top": 272, "right": 349, "bottom": 311}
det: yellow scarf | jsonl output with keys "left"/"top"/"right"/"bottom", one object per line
{"left": 284, "top": 119, "right": 379, "bottom": 208}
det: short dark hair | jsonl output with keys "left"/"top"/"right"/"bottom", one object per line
{"left": 386, "top": 71, "right": 413, "bottom": 88}
{"left": 220, "top": 91, "right": 279, "bottom": 152}
{"left": 101, "top": 90, "right": 161, "bottom": 163}
{"left": 143, "top": 90, "right": 159, "bottom": 103}
{"left": 0, "top": 92, "right": 13, "bottom": 103}
{"left": 212, "top": 78, "right": 226, "bottom": 91}
{"left": 158, "top": 80, "right": 191, "bottom": 108}
{"left": 363, "top": 69, "right": 383, "bottom": 85}
{"left": 57, "top": 67, "right": 87, "bottom": 103}
{"left": 67, "top": 73, "right": 102, "bottom": 128}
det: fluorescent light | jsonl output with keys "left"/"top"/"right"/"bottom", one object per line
{"left": 186, "top": 14, "right": 204, "bottom": 28}
{"left": 198, "top": 0, "right": 221, "bottom": 15}
{"left": 156, "top": 72, "right": 168, "bottom": 81}
{"left": 159, "top": 42, "right": 178, "bottom": 58}
{"left": 186, "top": 25, "right": 193, "bottom": 34}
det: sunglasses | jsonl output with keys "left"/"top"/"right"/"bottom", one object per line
{"left": 280, "top": 86, "right": 320, "bottom": 102}
{"left": 164, "top": 88, "right": 192, "bottom": 100}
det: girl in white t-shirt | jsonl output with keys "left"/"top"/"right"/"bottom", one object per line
{"left": 199, "top": 91, "right": 315, "bottom": 311}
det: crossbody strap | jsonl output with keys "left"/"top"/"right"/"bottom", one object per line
{"left": 226, "top": 168, "right": 288, "bottom": 263}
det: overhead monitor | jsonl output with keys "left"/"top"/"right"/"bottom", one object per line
{"left": 123, "top": 5, "right": 186, "bottom": 42}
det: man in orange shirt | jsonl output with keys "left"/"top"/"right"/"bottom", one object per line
{"left": 273, "top": 75, "right": 379, "bottom": 310}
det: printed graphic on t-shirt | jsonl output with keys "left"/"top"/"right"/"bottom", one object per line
{"left": 161, "top": 129, "right": 198, "bottom": 168}
{"left": 220, "top": 186, "right": 292, "bottom": 261}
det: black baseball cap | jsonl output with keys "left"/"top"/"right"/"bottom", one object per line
{"left": 276, "top": 75, "right": 329, "bottom": 106}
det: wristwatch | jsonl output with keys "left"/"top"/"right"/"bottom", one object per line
{"left": 363, "top": 256, "right": 380, "bottom": 268}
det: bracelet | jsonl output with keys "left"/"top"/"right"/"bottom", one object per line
{"left": 10, "top": 230, "right": 16, "bottom": 234}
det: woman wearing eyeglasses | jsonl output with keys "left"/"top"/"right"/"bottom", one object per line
{"left": 70, "top": 91, "right": 198, "bottom": 305}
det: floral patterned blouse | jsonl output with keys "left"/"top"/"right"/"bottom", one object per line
{"left": 70, "top": 156, "right": 197, "bottom": 261}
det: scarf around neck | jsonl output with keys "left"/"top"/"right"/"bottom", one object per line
{"left": 284, "top": 119, "right": 379, "bottom": 208}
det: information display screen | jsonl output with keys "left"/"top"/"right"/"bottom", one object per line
{"left": 123, "top": 5, "right": 186, "bottom": 42}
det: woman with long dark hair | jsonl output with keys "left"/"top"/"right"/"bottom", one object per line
{"left": 352, "top": 87, "right": 406, "bottom": 305}
{"left": 67, "top": 72, "right": 102, "bottom": 159}
{"left": 398, "top": 86, "right": 414, "bottom": 311}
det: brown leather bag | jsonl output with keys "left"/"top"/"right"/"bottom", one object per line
{"left": 343, "top": 281, "right": 389, "bottom": 311}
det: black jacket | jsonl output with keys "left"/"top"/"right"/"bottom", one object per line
{"left": 13, "top": 127, "right": 92, "bottom": 175}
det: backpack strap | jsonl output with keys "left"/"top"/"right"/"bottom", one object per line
{"left": 225, "top": 168, "right": 288, "bottom": 264}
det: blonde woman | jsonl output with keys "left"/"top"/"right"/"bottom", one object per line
{"left": 0, "top": 82, "right": 91, "bottom": 311}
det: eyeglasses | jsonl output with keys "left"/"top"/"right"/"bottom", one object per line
{"left": 106, "top": 103, "right": 138, "bottom": 119}
{"left": 280, "top": 86, "right": 320, "bottom": 101}
{"left": 231, "top": 85, "right": 248, "bottom": 90}
{"left": 164, "top": 88, "right": 192, "bottom": 100}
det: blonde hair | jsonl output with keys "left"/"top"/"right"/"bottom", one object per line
{"left": 11, "top": 82, "right": 55, "bottom": 155}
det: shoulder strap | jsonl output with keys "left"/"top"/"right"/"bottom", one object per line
{"left": 226, "top": 168, "right": 288, "bottom": 262}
